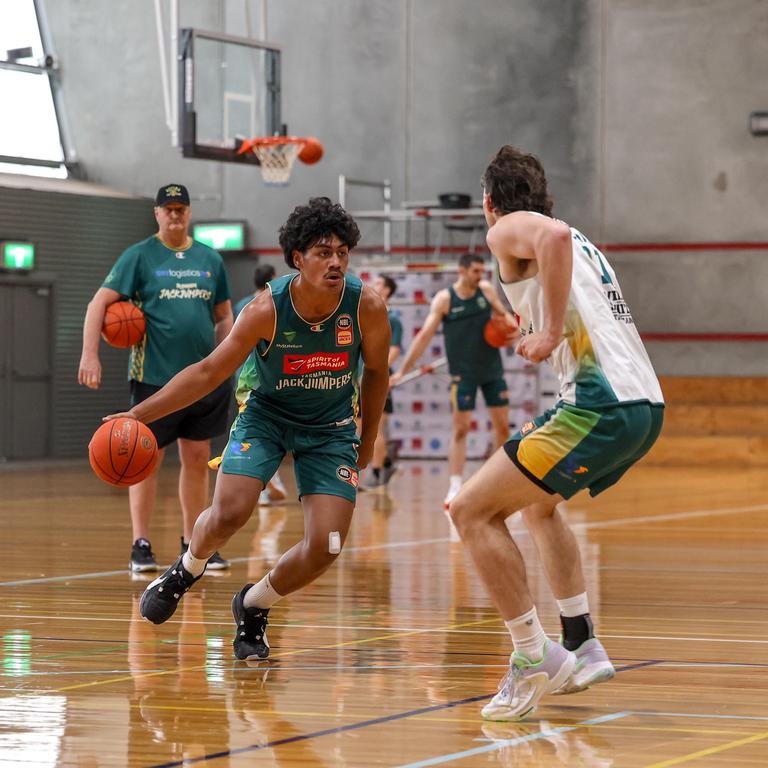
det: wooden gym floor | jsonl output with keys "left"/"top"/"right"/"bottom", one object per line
{"left": 0, "top": 458, "right": 767, "bottom": 767}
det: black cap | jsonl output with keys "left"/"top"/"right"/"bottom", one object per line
{"left": 155, "top": 183, "right": 190, "bottom": 207}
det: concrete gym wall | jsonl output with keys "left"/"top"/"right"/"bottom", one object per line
{"left": 599, "top": 0, "right": 768, "bottom": 374}
{"left": 42, "top": 1, "right": 598, "bottom": 252}
{"left": 22, "top": 0, "right": 768, "bottom": 375}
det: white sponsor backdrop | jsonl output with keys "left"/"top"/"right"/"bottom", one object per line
{"left": 356, "top": 266, "right": 560, "bottom": 459}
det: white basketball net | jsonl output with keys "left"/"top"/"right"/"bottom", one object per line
{"left": 253, "top": 141, "right": 302, "bottom": 186}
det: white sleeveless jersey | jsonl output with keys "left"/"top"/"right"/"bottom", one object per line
{"left": 499, "top": 222, "right": 664, "bottom": 408}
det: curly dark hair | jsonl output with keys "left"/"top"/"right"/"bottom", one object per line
{"left": 278, "top": 197, "right": 361, "bottom": 269}
{"left": 481, "top": 146, "right": 553, "bottom": 216}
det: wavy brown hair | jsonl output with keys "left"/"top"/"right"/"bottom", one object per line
{"left": 481, "top": 146, "right": 553, "bottom": 216}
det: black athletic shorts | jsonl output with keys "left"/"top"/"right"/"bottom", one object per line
{"left": 384, "top": 393, "right": 394, "bottom": 415}
{"left": 129, "top": 379, "right": 232, "bottom": 449}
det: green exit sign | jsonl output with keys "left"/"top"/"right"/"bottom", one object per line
{"left": 2, "top": 241, "right": 35, "bottom": 270}
{"left": 192, "top": 222, "right": 246, "bottom": 252}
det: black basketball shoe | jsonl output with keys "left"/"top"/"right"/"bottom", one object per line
{"left": 179, "top": 537, "right": 230, "bottom": 570}
{"left": 130, "top": 538, "right": 159, "bottom": 573}
{"left": 140, "top": 555, "right": 204, "bottom": 624}
{"left": 231, "top": 584, "right": 270, "bottom": 660}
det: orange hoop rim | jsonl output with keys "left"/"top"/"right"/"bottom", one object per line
{"left": 249, "top": 135, "right": 307, "bottom": 147}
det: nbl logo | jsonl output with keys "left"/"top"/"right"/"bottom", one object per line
{"left": 336, "top": 465, "right": 359, "bottom": 487}
{"left": 336, "top": 314, "right": 353, "bottom": 346}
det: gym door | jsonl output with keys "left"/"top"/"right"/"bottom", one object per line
{"left": 0, "top": 281, "right": 53, "bottom": 460}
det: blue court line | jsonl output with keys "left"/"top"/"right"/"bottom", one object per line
{"left": 143, "top": 659, "right": 663, "bottom": 768}
{"left": 395, "top": 711, "right": 632, "bottom": 768}
{"left": 143, "top": 693, "right": 492, "bottom": 768}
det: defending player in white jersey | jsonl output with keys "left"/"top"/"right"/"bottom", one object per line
{"left": 449, "top": 145, "right": 664, "bottom": 721}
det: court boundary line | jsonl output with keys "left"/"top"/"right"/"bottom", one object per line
{"left": 2, "top": 502, "right": 766, "bottom": 588}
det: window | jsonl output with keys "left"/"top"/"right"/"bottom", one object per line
{"left": 0, "top": 0, "right": 68, "bottom": 178}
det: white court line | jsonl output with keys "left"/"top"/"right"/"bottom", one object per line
{"left": 573, "top": 502, "right": 768, "bottom": 530}
{"left": 634, "top": 710, "right": 768, "bottom": 722}
{"left": 0, "top": 613, "right": 766, "bottom": 649}
{"left": 1, "top": 502, "right": 766, "bottom": 588}
{"left": 396, "top": 712, "right": 631, "bottom": 768}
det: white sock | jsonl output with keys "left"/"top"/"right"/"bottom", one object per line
{"left": 243, "top": 572, "right": 283, "bottom": 610}
{"left": 505, "top": 607, "right": 547, "bottom": 661}
{"left": 182, "top": 549, "right": 208, "bottom": 578}
{"left": 557, "top": 592, "right": 590, "bottom": 617}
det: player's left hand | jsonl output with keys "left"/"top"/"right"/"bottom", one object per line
{"left": 102, "top": 410, "right": 139, "bottom": 423}
{"left": 516, "top": 332, "right": 558, "bottom": 363}
{"left": 355, "top": 439, "right": 375, "bottom": 470}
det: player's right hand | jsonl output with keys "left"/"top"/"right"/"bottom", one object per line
{"left": 78, "top": 353, "right": 102, "bottom": 389}
{"left": 389, "top": 371, "right": 403, "bottom": 388}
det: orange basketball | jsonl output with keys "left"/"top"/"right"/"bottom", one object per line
{"left": 89, "top": 418, "right": 158, "bottom": 486}
{"left": 102, "top": 301, "right": 145, "bottom": 348}
{"left": 484, "top": 316, "right": 518, "bottom": 348}
{"left": 298, "top": 136, "right": 324, "bottom": 165}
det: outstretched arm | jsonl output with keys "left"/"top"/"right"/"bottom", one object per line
{"left": 358, "top": 286, "right": 391, "bottom": 469}
{"left": 107, "top": 292, "right": 275, "bottom": 423}
{"left": 390, "top": 290, "right": 448, "bottom": 383}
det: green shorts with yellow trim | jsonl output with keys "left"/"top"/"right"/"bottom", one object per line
{"left": 450, "top": 375, "right": 509, "bottom": 412}
{"left": 219, "top": 403, "right": 360, "bottom": 503}
{"left": 504, "top": 401, "right": 664, "bottom": 500}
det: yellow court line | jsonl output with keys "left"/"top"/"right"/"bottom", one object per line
{"left": 54, "top": 616, "right": 503, "bottom": 693}
{"left": 643, "top": 729, "right": 768, "bottom": 768}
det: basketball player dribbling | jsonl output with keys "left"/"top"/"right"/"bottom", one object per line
{"left": 105, "top": 198, "right": 391, "bottom": 660}
{"left": 449, "top": 146, "right": 664, "bottom": 720}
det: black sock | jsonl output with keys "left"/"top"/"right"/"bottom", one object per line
{"left": 383, "top": 457, "right": 392, "bottom": 469}
{"left": 560, "top": 613, "right": 594, "bottom": 651}
{"left": 372, "top": 468, "right": 380, "bottom": 479}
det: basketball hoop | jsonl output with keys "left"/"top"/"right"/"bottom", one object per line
{"left": 236, "top": 136, "right": 324, "bottom": 186}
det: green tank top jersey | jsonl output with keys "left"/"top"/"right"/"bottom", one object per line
{"left": 442, "top": 285, "right": 503, "bottom": 381}
{"left": 103, "top": 235, "right": 230, "bottom": 386}
{"left": 237, "top": 273, "right": 363, "bottom": 429}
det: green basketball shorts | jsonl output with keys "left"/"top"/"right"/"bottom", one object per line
{"left": 449, "top": 375, "right": 509, "bottom": 412}
{"left": 504, "top": 401, "right": 664, "bottom": 500}
{"left": 219, "top": 404, "right": 360, "bottom": 503}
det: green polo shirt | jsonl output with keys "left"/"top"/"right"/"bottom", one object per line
{"left": 103, "top": 234, "right": 230, "bottom": 386}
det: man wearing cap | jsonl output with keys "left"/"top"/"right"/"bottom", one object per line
{"left": 79, "top": 184, "right": 234, "bottom": 572}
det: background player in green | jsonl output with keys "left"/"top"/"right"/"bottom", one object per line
{"left": 233, "top": 263, "right": 276, "bottom": 319}
{"left": 78, "top": 183, "right": 233, "bottom": 571}
{"left": 366, "top": 274, "right": 403, "bottom": 488}
{"left": 105, "top": 197, "right": 391, "bottom": 661}
{"left": 391, "top": 253, "right": 517, "bottom": 509}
